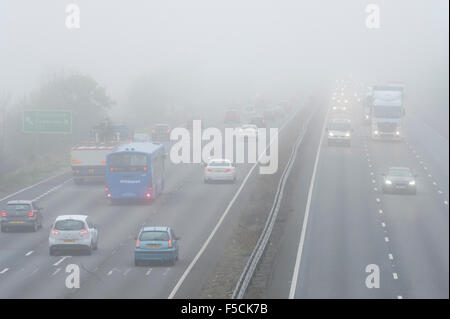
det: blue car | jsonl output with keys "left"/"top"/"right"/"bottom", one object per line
{"left": 134, "top": 226, "right": 179, "bottom": 266}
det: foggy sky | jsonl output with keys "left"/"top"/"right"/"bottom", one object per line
{"left": 0, "top": 0, "right": 448, "bottom": 134}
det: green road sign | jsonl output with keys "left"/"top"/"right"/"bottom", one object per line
{"left": 23, "top": 110, "right": 72, "bottom": 134}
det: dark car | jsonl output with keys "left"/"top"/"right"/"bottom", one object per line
{"left": 152, "top": 123, "right": 171, "bottom": 141}
{"left": 249, "top": 115, "right": 266, "bottom": 128}
{"left": 224, "top": 109, "right": 240, "bottom": 124}
{"left": 1, "top": 200, "right": 43, "bottom": 232}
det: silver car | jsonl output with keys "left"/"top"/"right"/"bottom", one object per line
{"left": 203, "top": 159, "right": 236, "bottom": 183}
{"left": 49, "top": 215, "right": 99, "bottom": 255}
{"left": 326, "top": 119, "right": 353, "bottom": 146}
{"left": 382, "top": 167, "right": 417, "bottom": 195}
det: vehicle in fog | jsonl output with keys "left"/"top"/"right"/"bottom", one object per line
{"left": 331, "top": 99, "right": 349, "bottom": 113}
{"left": 249, "top": 115, "right": 266, "bottom": 128}
{"left": 134, "top": 226, "right": 180, "bottom": 266}
{"left": 105, "top": 142, "right": 165, "bottom": 202}
{"left": 151, "top": 123, "right": 171, "bottom": 141}
{"left": 224, "top": 109, "right": 241, "bottom": 124}
{"left": 1, "top": 200, "right": 43, "bottom": 232}
{"left": 370, "top": 85, "right": 405, "bottom": 140}
{"left": 71, "top": 121, "right": 133, "bottom": 184}
{"left": 326, "top": 118, "right": 353, "bottom": 146}
{"left": 133, "top": 133, "right": 151, "bottom": 143}
{"left": 381, "top": 167, "right": 417, "bottom": 195}
{"left": 237, "top": 124, "right": 258, "bottom": 142}
{"left": 49, "top": 215, "right": 98, "bottom": 255}
{"left": 203, "top": 158, "right": 236, "bottom": 183}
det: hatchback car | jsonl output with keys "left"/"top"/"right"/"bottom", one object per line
{"left": 134, "top": 226, "right": 179, "bottom": 266}
{"left": 204, "top": 158, "right": 236, "bottom": 183}
{"left": 382, "top": 167, "right": 417, "bottom": 195}
{"left": 1, "top": 200, "right": 43, "bottom": 232}
{"left": 49, "top": 215, "right": 98, "bottom": 255}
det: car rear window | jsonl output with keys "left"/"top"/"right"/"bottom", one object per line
{"left": 55, "top": 220, "right": 85, "bottom": 231}
{"left": 209, "top": 161, "right": 231, "bottom": 167}
{"left": 6, "top": 204, "right": 31, "bottom": 215}
{"left": 140, "top": 231, "right": 170, "bottom": 241}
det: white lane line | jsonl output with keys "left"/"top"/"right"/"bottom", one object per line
{"left": 31, "top": 178, "right": 73, "bottom": 202}
{"left": 146, "top": 268, "right": 152, "bottom": 276}
{"left": 372, "top": 179, "right": 376, "bottom": 184}
{"left": 163, "top": 268, "right": 170, "bottom": 276}
{"left": 381, "top": 222, "right": 386, "bottom": 227}
{"left": 384, "top": 237, "right": 390, "bottom": 242}
{"left": 374, "top": 187, "right": 378, "bottom": 192}
{"left": 423, "top": 166, "right": 428, "bottom": 170}
{"left": 107, "top": 270, "right": 114, "bottom": 276}
{"left": 393, "top": 273, "right": 398, "bottom": 280}
{"left": 25, "top": 250, "right": 34, "bottom": 256}
{"left": 428, "top": 174, "right": 432, "bottom": 178}
{"left": 438, "top": 190, "right": 443, "bottom": 195}
{"left": 433, "top": 182, "right": 437, "bottom": 186}
{"left": 444, "top": 201, "right": 449, "bottom": 206}
{"left": 0, "top": 172, "right": 70, "bottom": 203}
{"left": 370, "top": 172, "right": 374, "bottom": 176}
{"left": 288, "top": 109, "right": 328, "bottom": 299}
{"left": 379, "top": 209, "right": 383, "bottom": 214}
{"left": 368, "top": 164, "right": 372, "bottom": 168}
{"left": 53, "top": 256, "right": 71, "bottom": 266}
{"left": 388, "top": 254, "right": 394, "bottom": 260}
{"left": 51, "top": 268, "right": 61, "bottom": 276}
{"left": 123, "top": 268, "right": 131, "bottom": 276}
{"left": 376, "top": 198, "right": 381, "bottom": 203}
{"left": 30, "top": 268, "right": 39, "bottom": 276}
{"left": 168, "top": 109, "right": 302, "bottom": 299}
{"left": 0, "top": 268, "right": 9, "bottom": 274}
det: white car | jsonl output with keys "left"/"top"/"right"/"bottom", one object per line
{"left": 237, "top": 124, "right": 258, "bottom": 141}
{"left": 49, "top": 215, "right": 98, "bottom": 256}
{"left": 203, "top": 159, "right": 236, "bottom": 183}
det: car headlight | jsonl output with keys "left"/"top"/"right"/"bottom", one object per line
{"left": 328, "top": 132, "right": 334, "bottom": 137}
{"left": 385, "top": 180, "right": 392, "bottom": 185}
{"left": 395, "top": 131, "right": 401, "bottom": 135}
{"left": 374, "top": 130, "right": 379, "bottom": 135}
{"left": 409, "top": 180, "right": 416, "bottom": 186}
{"left": 365, "top": 115, "right": 369, "bottom": 119}
{"left": 342, "top": 107, "right": 347, "bottom": 111}
{"left": 345, "top": 132, "right": 350, "bottom": 137}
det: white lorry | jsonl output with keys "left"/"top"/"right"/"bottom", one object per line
{"left": 71, "top": 121, "right": 132, "bottom": 184}
{"left": 370, "top": 85, "right": 405, "bottom": 141}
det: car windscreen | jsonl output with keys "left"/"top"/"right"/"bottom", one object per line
{"left": 108, "top": 152, "right": 148, "bottom": 172}
{"left": 54, "top": 220, "right": 85, "bottom": 231}
{"left": 140, "top": 231, "right": 170, "bottom": 241}
{"left": 389, "top": 169, "right": 412, "bottom": 177}
{"left": 6, "top": 204, "right": 31, "bottom": 215}
{"left": 328, "top": 122, "right": 351, "bottom": 131}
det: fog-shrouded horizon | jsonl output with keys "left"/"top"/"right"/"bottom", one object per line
{"left": 0, "top": 0, "right": 448, "bottom": 135}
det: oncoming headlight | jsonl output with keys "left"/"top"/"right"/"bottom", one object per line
{"left": 409, "top": 180, "right": 416, "bottom": 186}
{"left": 385, "top": 180, "right": 392, "bottom": 185}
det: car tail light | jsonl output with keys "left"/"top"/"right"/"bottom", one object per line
{"left": 168, "top": 239, "right": 173, "bottom": 248}
{"left": 105, "top": 186, "right": 109, "bottom": 191}
{"left": 51, "top": 229, "right": 59, "bottom": 235}
{"left": 136, "top": 239, "right": 140, "bottom": 248}
{"left": 28, "top": 211, "right": 35, "bottom": 217}
{"left": 80, "top": 229, "right": 88, "bottom": 235}
{"left": 110, "top": 167, "right": 114, "bottom": 172}
{"left": 1, "top": 211, "right": 6, "bottom": 217}
{"left": 225, "top": 169, "right": 232, "bottom": 173}
{"left": 205, "top": 168, "right": 212, "bottom": 172}
{"left": 148, "top": 187, "right": 152, "bottom": 191}
{"left": 152, "top": 129, "right": 156, "bottom": 134}
{"left": 143, "top": 166, "right": 147, "bottom": 171}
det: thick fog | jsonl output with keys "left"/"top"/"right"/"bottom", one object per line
{"left": 0, "top": 0, "right": 448, "bottom": 135}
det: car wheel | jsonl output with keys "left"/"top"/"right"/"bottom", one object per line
{"left": 86, "top": 245, "right": 92, "bottom": 256}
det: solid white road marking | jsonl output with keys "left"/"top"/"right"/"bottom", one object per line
{"left": 438, "top": 190, "right": 443, "bottom": 194}
{"left": 288, "top": 109, "right": 328, "bottom": 299}
{"left": 374, "top": 187, "right": 378, "bottom": 192}
{"left": 146, "top": 269, "right": 152, "bottom": 276}
{"left": 25, "top": 250, "right": 34, "bottom": 256}
{"left": 379, "top": 209, "right": 383, "bottom": 214}
{"left": 384, "top": 237, "right": 390, "bottom": 242}
{"left": 168, "top": 110, "right": 301, "bottom": 299}
{"left": 0, "top": 268, "right": 9, "bottom": 274}
{"left": 123, "top": 268, "right": 131, "bottom": 276}
{"left": 388, "top": 253, "right": 394, "bottom": 260}
{"left": 381, "top": 222, "right": 386, "bottom": 227}
{"left": 51, "top": 268, "right": 61, "bottom": 276}
{"left": 376, "top": 198, "right": 381, "bottom": 203}
{"left": 444, "top": 201, "right": 449, "bottom": 206}
{"left": 393, "top": 273, "right": 398, "bottom": 280}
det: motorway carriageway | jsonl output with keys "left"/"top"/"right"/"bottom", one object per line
{"left": 0, "top": 107, "right": 303, "bottom": 298}
{"left": 263, "top": 102, "right": 448, "bottom": 299}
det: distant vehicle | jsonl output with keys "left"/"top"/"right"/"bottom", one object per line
{"left": 134, "top": 226, "right": 180, "bottom": 266}
{"left": 237, "top": 124, "right": 258, "bottom": 142}
{"left": 49, "top": 215, "right": 98, "bottom": 255}
{"left": 224, "top": 109, "right": 241, "bottom": 124}
{"left": 204, "top": 158, "right": 236, "bottom": 183}
{"left": 370, "top": 84, "right": 405, "bottom": 140}
{"left": 249, "top": 115, "right": 266, "bottom": 128}
{"left": 382, "top": 167, "right": 417, "bottom": 195}
{"left": 326, "top": 119, "right": 353, "bottom": 146}
{"left": 71, "top": 121, "right": 132, "bottom": 185}
{"left": 243, "top": 105, "right": 256, "bottom": 118}
{"left": 331, "top": 99, "right": 349, "bottom": 113}
{"left": 133, "top": 133, "right": 151, "bottom": 143}
{"left": 1, "top": 200, "right": 43, "bottom": 232}
{"left": 105, "top": 142, "right": 165, "bottom": 202}
{"left": 151, "top": 123, "right": 171, "bottom": 141}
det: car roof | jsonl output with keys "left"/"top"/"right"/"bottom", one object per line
{"left": 7, "top": 200, "right": 33, "bottom": 205}
{"left": 329, "top": 118, "right": 351, "bottom": 124}
{"left": 389, "top": 166, "right": 411, "bottom": 171}
{"left": 141, "top": 226, "right": 170, "bottom": 232}
{"left": 208, "top": 158, "right": 231, "bottom": 163}
{"left": 55, "top": 215, "right": 88, "bottom": 222}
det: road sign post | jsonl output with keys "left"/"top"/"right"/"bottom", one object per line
{"left": 23, "top": 110, "right": 72, "bottom": 134}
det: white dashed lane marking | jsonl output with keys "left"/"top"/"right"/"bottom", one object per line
{"left": 384, "top": 237, "right": 390, "bottom": 242}
{"left": 0, "top": 268, "right": 9, "bottom": 274}
{"left": 53, "top": 256, "right": 71, "bottom": 266}
{"left": 146, "top": 269, "right": 152, "bottom": 276}
{"left": 388, "top": 254, "right": 394, "bottom": 260}
{"left": 393, "top": 273, "right": 399, "bottom": 280}
{"left": 51, "top": 268, "right": 61, "bottom": 276}
{"left": 25, "top": 251, "right": 34, "bottom": 256}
